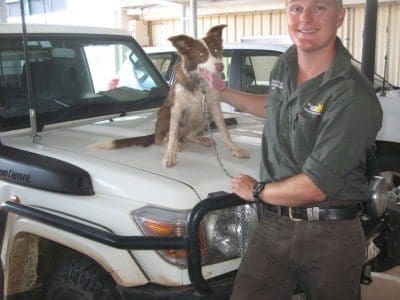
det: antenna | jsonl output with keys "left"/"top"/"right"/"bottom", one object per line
{"left": 380, "top": 24, "right": 389, "bottom": 97}
{"left": 19, "top": 0, "right": 40, "bottom": 141}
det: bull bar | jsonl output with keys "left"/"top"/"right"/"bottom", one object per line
{"left": 0, "top": 193, "right": 248, "bottom": 297}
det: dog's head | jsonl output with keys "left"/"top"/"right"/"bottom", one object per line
{"left": 168, "top": 25, "right": 227, "bottom": 78}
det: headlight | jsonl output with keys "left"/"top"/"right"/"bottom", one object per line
{"left": 206, "top": 204, "right": 259, "bottom": 260}
{"left": 132, "top": 203, "right": 259, "bottom": 267}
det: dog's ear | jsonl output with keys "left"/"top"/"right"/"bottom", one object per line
{"left": 168, "top": 35, "right": 196, "bottom": 56}
{"left": 205, "top": 24, "right": 227, "bottom": 41}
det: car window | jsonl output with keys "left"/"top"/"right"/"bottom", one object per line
{"left": 0, "top": 36, "right": 168, "bottom": 132}
{"left": 147, "top": 52, "right": 177, "bottom": 84}
{"left": 149, "top": 53, "right": 175, "bottom": 77}
{"left": 241, "top": 54, "right": 279, "bottom": 94}
{"left": 222, "top": 50, "right": 232, "bottom": 82}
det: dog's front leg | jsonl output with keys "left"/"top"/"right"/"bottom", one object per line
{"left": 162, "top": 105, "right": 181, "bottom": 167}
{"left": 206, "top": 91, "right": 250, "bottom": 158}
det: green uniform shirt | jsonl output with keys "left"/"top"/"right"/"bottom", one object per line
{"left": 260, "top": 38, "right": 383, "bottom": 201}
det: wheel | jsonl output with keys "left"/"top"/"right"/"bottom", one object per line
{"left": 44, "top": 254, "right": 121, "bottom": 300}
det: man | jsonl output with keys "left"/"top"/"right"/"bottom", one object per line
{"left": 207, "top": 0, "right": 382, "bottom": 299}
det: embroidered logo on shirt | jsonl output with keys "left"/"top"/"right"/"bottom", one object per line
{"left": 305, "top": 103, "right": 324, "bottom": 116}
{"left": 270, "top": 79, "right": 284, "bottom": 90}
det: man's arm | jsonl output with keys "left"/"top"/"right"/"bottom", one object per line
{"left": 220, "top": 88, "right": 267, "bottom": 118}
{"left": 231, "top": 173, "right": 327, "bottom": 207}
{"left": 205, "top": 74, "right": 267, "bottom": 118}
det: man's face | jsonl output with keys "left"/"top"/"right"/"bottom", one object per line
{"left": 286, "top": 0, "right": 345, "bottom": 53}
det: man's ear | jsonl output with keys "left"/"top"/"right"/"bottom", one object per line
{"left": 336, "top": 8, "right": 346, "bottom": 28}
{"left": 168, "top": 35, "right": 195, "bottom": 55}
{"left": 205, "top": 24, "right": 227, "bottom": 41}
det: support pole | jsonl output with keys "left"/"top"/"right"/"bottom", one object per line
{"left": 181, "top": 3, "right": 187, "bottom": 34}
{"left": 190, "top": 0, "right": 197, "bottom": 38}
{"left": 361, "top": 0, "right": 378, "bottom": 84}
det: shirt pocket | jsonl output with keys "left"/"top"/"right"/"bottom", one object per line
{"left": 294, "top": 109, "right": 321, "bottom": 137}
{"left": 291, "top": 110, "right": 322, "bottom": 164}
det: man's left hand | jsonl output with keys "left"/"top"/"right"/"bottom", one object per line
{"left": 232, "top": 174, "right": 258, "bottom": 202}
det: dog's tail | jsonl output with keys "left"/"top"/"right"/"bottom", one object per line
{"left": 89, "top": 134, "right": 156, "bottom": 149}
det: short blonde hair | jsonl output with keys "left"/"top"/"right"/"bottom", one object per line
{"left": 286, "top": 0, "right": 343, "bottom": 8}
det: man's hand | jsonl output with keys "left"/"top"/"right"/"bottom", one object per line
{"left": 201, "top": 70, "right": 227, "bottom": 92}
{"left": 231, "top": 174, "right": 258, "bottom": 202}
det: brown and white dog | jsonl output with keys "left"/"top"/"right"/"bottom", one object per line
{"left": 93, "top": 25, "right": 249, "bottom": 167}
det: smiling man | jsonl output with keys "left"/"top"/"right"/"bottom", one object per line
{"left": 206, "top": 0, "right": 383, "bottom": 299}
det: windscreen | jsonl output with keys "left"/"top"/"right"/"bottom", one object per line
{"left": 0, "top": 34, "right": 168, "bottom": 132}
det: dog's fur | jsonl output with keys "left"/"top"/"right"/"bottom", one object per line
{"left": 92, "top": 25, "right": 249, "bottom": 167}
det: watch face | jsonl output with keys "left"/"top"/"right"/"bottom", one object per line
{"left": 253, "top": 182, "right": 265, "bottom": 199}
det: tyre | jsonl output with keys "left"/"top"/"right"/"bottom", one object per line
{"left": 44, "top": 254, "right": 121, "bottom": 300}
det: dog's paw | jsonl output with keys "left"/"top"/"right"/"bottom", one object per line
{"left": 231, "top": 148, "right": 250, "bottom": 158}
{"left": 162, "top": 153, "right": 177, "bottom": 167}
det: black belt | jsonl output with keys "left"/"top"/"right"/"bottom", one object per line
{"left": 264, "top": 204, "right": 359, "bottom": 221}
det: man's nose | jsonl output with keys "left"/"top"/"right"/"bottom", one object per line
{"left": 299, "top": 8, "right": 313, "bottom": 22}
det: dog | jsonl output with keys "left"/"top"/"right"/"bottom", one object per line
{"left": 92, "top": 24, "right": 249, "bottom": 167}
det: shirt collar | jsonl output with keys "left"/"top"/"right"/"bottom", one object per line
{"left": 283, "top": 37, "right": 353, "bottom": 87}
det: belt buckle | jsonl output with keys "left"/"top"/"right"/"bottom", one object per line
{"left": 307, "top": 207, "right": 320, "bottom": 221}
{"left": 288, "top": 207, "right": 303, "bottom": 222}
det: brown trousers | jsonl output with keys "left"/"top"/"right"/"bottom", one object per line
{"left": 231, "top": 209, "right": 365, "bottom": 300}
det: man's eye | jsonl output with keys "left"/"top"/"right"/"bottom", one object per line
{"left": 290, "top": 6, "right": 303, "bottom": 14}
{"left": 315, "top": 5, "right": 326, "bottom": 12}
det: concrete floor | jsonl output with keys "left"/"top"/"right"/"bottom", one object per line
{"left": 361, "top": 266, "right": 400, "bottom": 300}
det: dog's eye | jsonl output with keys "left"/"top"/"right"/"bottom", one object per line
{"left": 197, "top": 52, "right": 204, "bottom": 57}
{"left": 213, "top": 49, "right": 220, "bottom": 53}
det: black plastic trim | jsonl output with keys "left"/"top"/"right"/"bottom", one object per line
{"left": 0, "top": 144, "right": 94, "bottom": 195}
{"left": 117, "top": 270, "right": 237, "bottom": 299}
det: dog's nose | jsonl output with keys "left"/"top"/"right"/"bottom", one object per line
{"left": 215, "top": 62, "right": 224, "bottom": 72}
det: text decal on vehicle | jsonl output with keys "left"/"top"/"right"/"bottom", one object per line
{"left": 0, "top": 169, "right": 31, "bottom": 183}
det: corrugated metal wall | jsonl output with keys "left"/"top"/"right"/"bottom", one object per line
{"left": 150, "top": 1, "right": 400, "bottom": 86}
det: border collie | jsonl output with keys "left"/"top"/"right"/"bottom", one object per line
{"left": 92, "top": 25, "right": 249, "bottom": 167}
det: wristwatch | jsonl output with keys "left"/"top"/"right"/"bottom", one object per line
{"left": 252, "top": 181, "right": 269, "bottom": 201}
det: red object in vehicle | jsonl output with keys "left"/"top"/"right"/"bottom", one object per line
{"left": 108, "top": 78, "right": 119, "bottom": 90}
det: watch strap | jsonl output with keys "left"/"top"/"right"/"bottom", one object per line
{"left": 252, "top": 181, "right": 269, "bottom": 201}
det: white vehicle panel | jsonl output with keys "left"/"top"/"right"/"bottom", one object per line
{"left": 377, "top": 90, "right": 400, "bottom": 143}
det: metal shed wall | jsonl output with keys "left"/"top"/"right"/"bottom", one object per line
{"left": 150, "top": 1, "right": 400, "bottom": 86}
